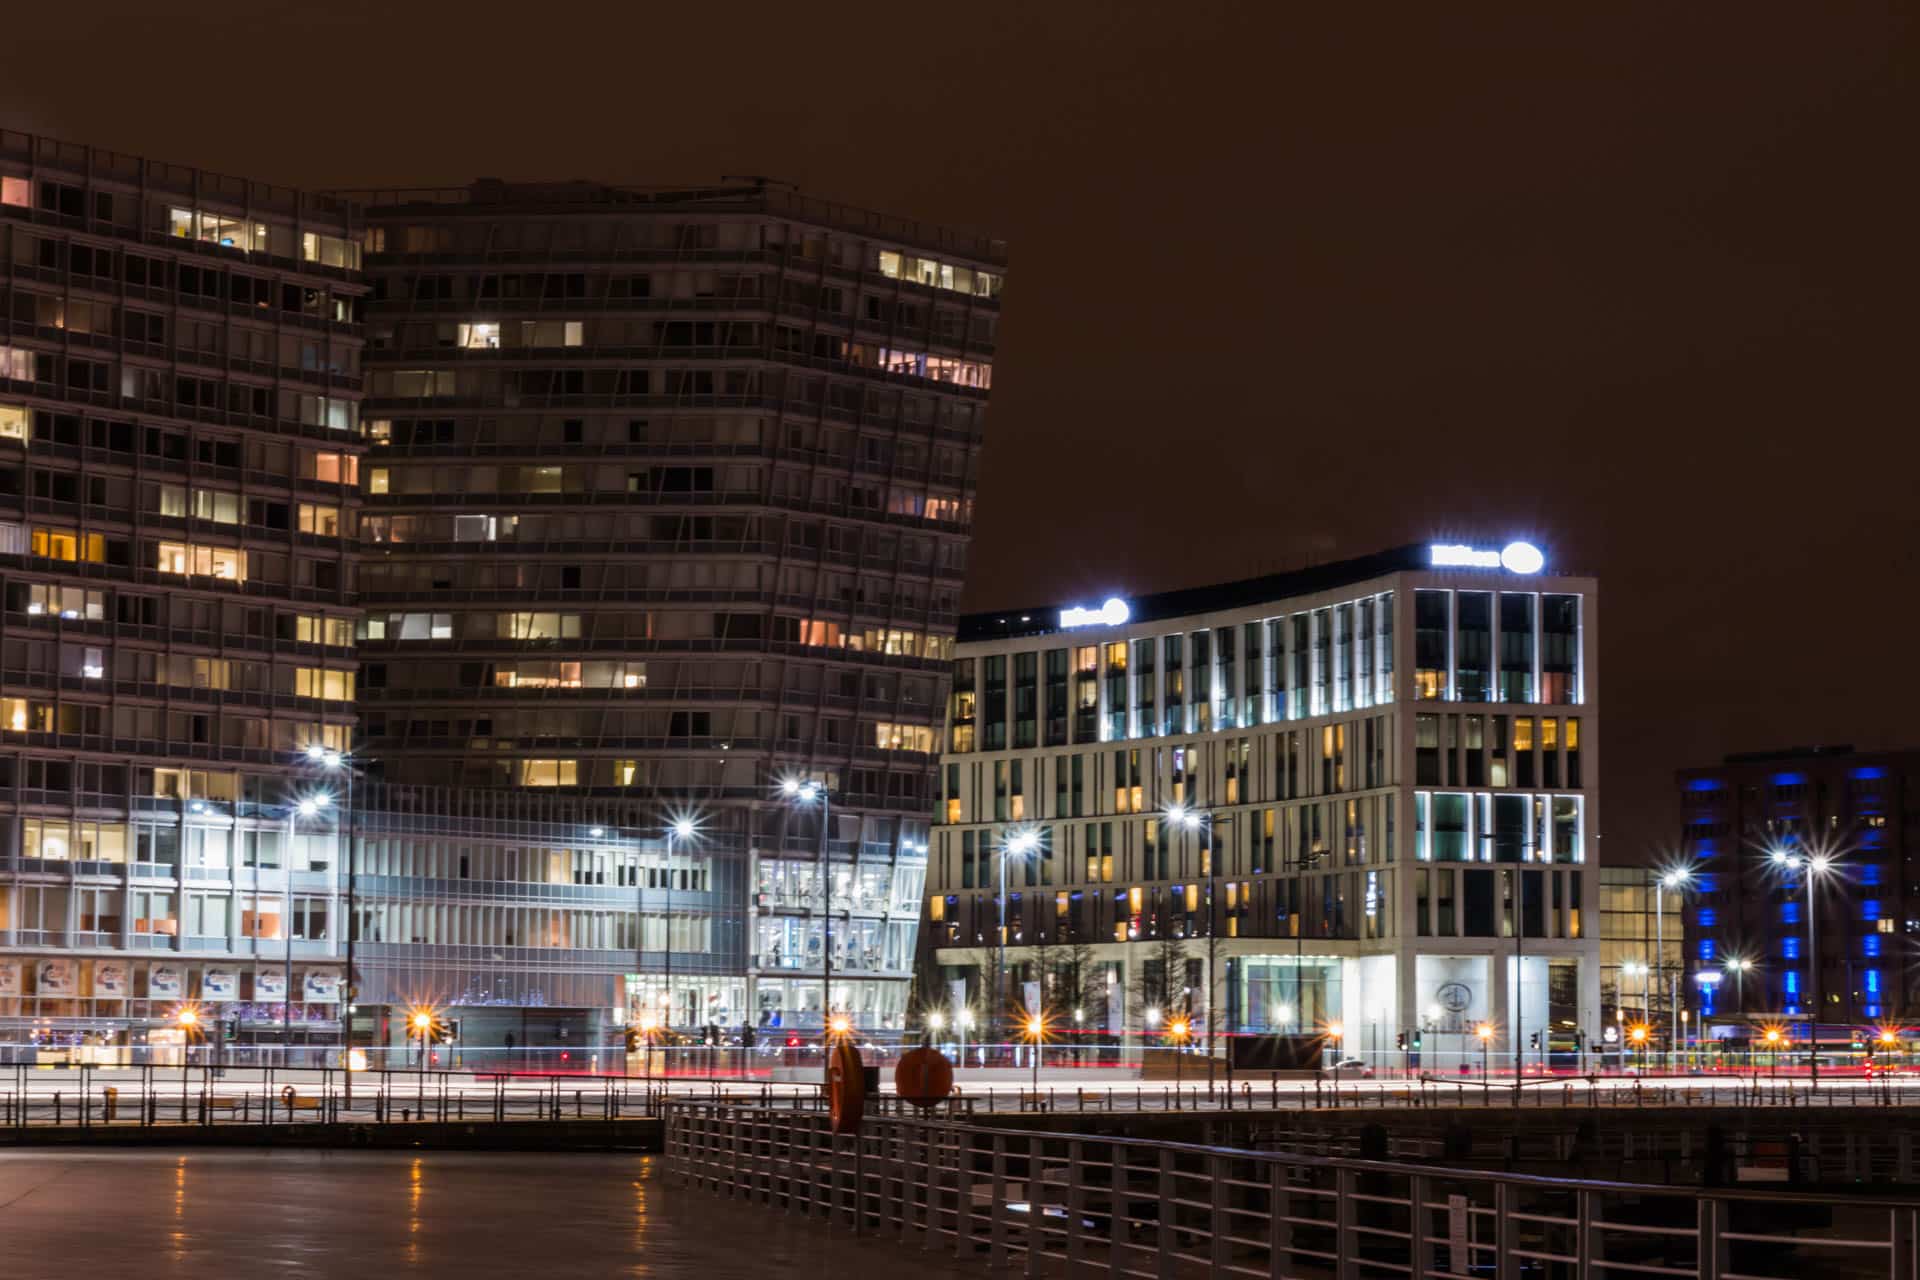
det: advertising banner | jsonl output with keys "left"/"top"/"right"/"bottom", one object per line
{"left": 202, "top": 969, "right": 239, "bottom": 1002}
{"left": 93, "top": 961, "right": 129, "bottom": 998}
{"left": 303, "top": 971, "right": 340, "bottom": 1003}
{"left": 148, "top": 964, "right": 183, "bottom": 999}
{"left": 36, "top": 958, "right": 74, "bottom": 995}
{"left": 253, "top": 969, "right": 287, "bottom": 1000}
{"left": 0, "top": 963, "right": 20, "bottom": 996}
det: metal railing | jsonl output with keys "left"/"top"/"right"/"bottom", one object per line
{"left": 667, "top": 1101, "right": 1920, "bottom": 1279}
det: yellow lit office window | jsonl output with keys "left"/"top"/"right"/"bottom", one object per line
{"left": 928, "top": 896, "right": 945, "bottom": 922}
{"left": 518, "top": 759, "right": 578, "bottom": 787}
{"left": 1128, "top": 886, "right": 1143, "bottom": 914}
{"left": 945, "top": 797, "right": 961, "bottom": 824}
{"left": 1514, "top": 718, "right": 1535, "bottom": 751}
{"left": 1542, "top": 718, "right": 1559, "bottom": 750}
{"left": 295, "top": 668, "right": 356, "bottom": 701}
{"left": 1056, "top": 891, "right": 1069, "bottom": 917}
{"left": 0, "top": 404, "right": 26, "bottom": 441}
{"left": 368, "top": 468, "right": 390, "bottom": 495}
{"left": 30, "top": 528, "right": 79, "bottom": 560}
{"left": 1185, "top": 884, "right": 1199, "bottom": 912}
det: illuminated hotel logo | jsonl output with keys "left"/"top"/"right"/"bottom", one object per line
{"left": 1428, "top": 541, "right": 1545, "bottom": 575}
{"left": 1059, "top": 597, "right": 1131, "bottom": 629}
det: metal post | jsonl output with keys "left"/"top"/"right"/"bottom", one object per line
{"left": 664, "top": 827, "right": 675, "bottom": 1050}
{"left": 284, "top": 806, "right": 295, "bottom": 1064}
{"left": 1655, "top": 880, "right": 1663, "bottom": 1073}
{"left": 1807, "top": 869, "right": 1820, "bottom": 1087}
{"left": 820, "top": 787, "right": 832, "bottom": 1086}
{"left": 342, "top": 765, "right": 355, "bottom": 1105}
{"left": 998, "top": 838, "right": 1008, "bottom": 1058}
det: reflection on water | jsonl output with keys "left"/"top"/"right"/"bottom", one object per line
{"left": 0, "top": 1150, "right": 983, "bottom": 1278}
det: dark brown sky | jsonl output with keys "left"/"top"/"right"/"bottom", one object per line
{"left": 6, "top": 3, "right": 1915, "bottom": 861}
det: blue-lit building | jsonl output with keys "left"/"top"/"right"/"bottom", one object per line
{"left": 1677, "top": 746, "right": 1916, "bottom": 1031}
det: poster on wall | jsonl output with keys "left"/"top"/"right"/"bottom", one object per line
{"left": 0, "top": 963, "right": 20, "bottom": 996}
{"left": 148, "top": 964, "right": 183, "bottom": 999}
{"left": 254, "top": 969, "right": 287, "bottom": 1001}
{"left": 202, "top": 969, "right": 238, "bottom": 1002}
{"left": 36, "top": 959, "right": 75, "bottom": 995}
{"left": 303, "top": 972, "right": 340, "bottom": 1003}
{"left": 93, "top": 962, "right": 129, "bottom": 998}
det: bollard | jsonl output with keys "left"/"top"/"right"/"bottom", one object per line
{"left": 103, "top": 1086, "right": 118, "bottom": 1123}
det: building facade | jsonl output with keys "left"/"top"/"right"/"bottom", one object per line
{"left": 341, "top": 180, "right": 1001, "bottom": 1045}
{"left": 1678, "top": 746, "right": 1919, "bottom": 1033}
{"left": 926, "top": 543, "right": 1601, "bottom": 1072}
{"left": 1596, "top": 865, "right": 1681, "bottom": 1055}
{"left": 0, "top": 135, "right": 1000, "bottom": 1063}
{"left": 0, "top": 130, "right": 366, "bottom": 1061}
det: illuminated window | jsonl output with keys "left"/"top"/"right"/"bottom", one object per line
{"left": 522, "top": 320, "right": 584, "bottom": 348}
{"left": 294, "top": 668, "right": 356, "bottom": 701}
{"left": 368, "top": 468, "right": 390, "bottom": 495}
{"left": 504, "top": 612, "right": 580, "bottom": 640}
{"left": 0, "top": 404, "right": 26, "bottom": 441}
{"left": 616, "top": 760, "right": 639, "bottom": 786}
{"left": 301, "top": 231, "right": 360, "bottom": 270}
{"left": 25, "top": 584, "right": 103, "bottom": 620}
{"left": 191, "top": 489, "right": 241, "bottom": 524}
{"left": 294, "top": 615, "right": 356, "bottom": 647}
{"left": 311, "top": 452, "right": 359, "bottom": 485}
{"left": 457, "top": 323, "right": 500, "bottom": 349}
{"left": 873, "top": 722, "right": 935, "bottom": 753}
{"left": 31, "top": 528, "right": 100, "bottom": 562}
{"left": 494, "top": 661, "right": 583, "bottom": 689}
{"left": 156, "top": 543, "right": 246, "bottom": 580}
{"left": 22, "top": 818, "right": 68, "bottom": 860}
{"left": 298, "top": 504, "right": 342, "bottom": 536}
{"left": 518, "top": 759, "right": 578, "bottom": 787}
{"left": 0, "top": 178, "right": 27, "bottom": 207}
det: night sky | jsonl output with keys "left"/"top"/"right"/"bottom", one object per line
{"left": 5, "top": 4, "right": 1914, "bottom": 860}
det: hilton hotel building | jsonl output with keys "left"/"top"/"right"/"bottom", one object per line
{"left": 926, "top": 542, "right": 1601, "bottom": 1070}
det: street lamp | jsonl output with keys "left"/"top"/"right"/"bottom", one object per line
{"left": 1166, "top": 803, "right": 1233, "bottom": 1088}
{"left": 1025, "top": 1013, "right": 1045, "bottom": 1091}
{"left": 1762, "top": 1025, "right": 1783, "bottom": 1078}
{"left": 1654, "top": 866, "right": 1693, "bottom": 1072}
{"left": 280, "top": 792, "right": 332, "bottom": 1065}
{"left": 661, "top": 811, "right": 702, "bottom": 1049}
{"left": 1722, "top": 956, "right": 1754, "bottom": 1021}
{"left": 1770, "top": 846, "right": 1837, "bottom": 1085}
{"left": 303, "top": 745, "right": 360, "bottom": 1099}
{"left": 1475, "top": 1021, "right": 1495, "bottom": 1081}
{"left": 996, "top": 826, "right": 1042, "bottom": 1055}
{"left": 779, "top": 775, "right": 835, "bottom": 1085}
{"left": 1327, "top": 1020, "right": 1346, "bottom": 1086}
{"left": 1169, "top": 1016, "right": 1190, "bottom": 1088}
{"left": 408, "top": 1006, "right": 437, "bottom": 1113}
{"left": 1628, "top": 1022, "right": 1649, "bottom": 1072}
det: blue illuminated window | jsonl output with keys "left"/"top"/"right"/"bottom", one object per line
{"left": 1867, "top": 1004, "right": 1882, "bottom": 1019}
{"left": 1865, "top": 936, "right": 1883, "bottom": 957}
{"left": 1696, "top": 908, "right": 1717, "bottom": 928}
{"left": 1785, "top": 971, "right": 1800, "bottom": 993}
{"left": 1693, "top": 873, "right": 1718, "bottom": 893}
{"left": 1861, "top": 865, "right": 1882, "bottom": 885}
{"left": 1698, "top": 939, "right": 1715, "bottom": 960}
{"left": 1864, "top": 899, "right": 1882, "bottom": 920}
{"left": 1781, "top": 902, "right": 1800, "bottom": 924}
{"left": 1867, "top": 969, "right": 1881, "bottom": 993}
{"left": 1783, "top": 938, "right": 1801, "bottom": 959}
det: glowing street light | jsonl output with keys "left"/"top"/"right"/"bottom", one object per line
{"left": 1769, "top": 842, "right": 1841, "bottom": 1085}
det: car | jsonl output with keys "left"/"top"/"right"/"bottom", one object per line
{"left": 1330, "top": 1056, "right": 1375, "bottom": 1078}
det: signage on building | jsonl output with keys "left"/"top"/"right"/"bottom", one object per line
{"left": 149, "top": 964, "right": 183, "bottom": 999}
{"left": 202, "top": 969, "right": 238, "bottom": 1002}
{"left": 304, "top": 972, "right": 340, "bottom": 1003}
{"left": 1058, "top": 597, "right": 1130, "bottom": 629}
{"left": 0, "top": 963, "right": 20, "bottom": 996}
{"left": 255, "top": 969, "right": 287, "bottom": 1000}
{"left": 94, "top": 962, "right": 129, "bottom": 997}
{"left": 36, "top": 959, "right": 74, "bottom": 995}
{"left": 1427, "top": 541, "right": 1545, "bottom": 574}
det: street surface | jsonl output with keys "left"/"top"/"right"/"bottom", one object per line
{"left": 0, "top": 1149, "right": 984, "bottom": 1277}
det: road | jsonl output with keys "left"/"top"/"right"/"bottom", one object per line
{"left": 0, "top": 1148, "right": 986, "bottom": 1278}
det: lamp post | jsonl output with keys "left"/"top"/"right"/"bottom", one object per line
{"left": 779, "top": 776, "right": 834, "bottom": 1084}
{"left": 1025, "top": 1013, "right": 1044, "bottom": 1092}
{"left": 283, "top": 793, "right": 329, "bottom": 1067}
{"left": 1476, "top": 1021, "right": 1494, "bottom": 1082}
{"left": 175, "top": 1005, "right": 199, "bottom": 1115}
{"left": 926, "top": 1010, "right": 945, "bottom": 1051}
{"left": 995, "top": 826, "right": 1041, "bottom": 1058}
{"left": 409, "top": 1008, "right": 434, "bottom": 1113}
{"left": 1621, "top": 961, "right": 1648, "bottom": 1050}
{"left": 1169, "top": 1016, "right": 1189, "bottom": 1089}
{"left": 1629, "top": 1023, "right": 1649, "bottom": 1073}
{"left": 1722, "top": 956, "right": 1753, "bottom": 1021}
{"left": 1655, "top": 868, "right": 1692, "bottom": 1073}
{"left": 1167, "top": 804, "right": 1232, "bottom": 1089}
{"left": 303, "top": 745, "right": 356, "bottom": 1097}
{"left": 663, "top": 814, "right": 699, "bottom": 1053}
{"left": 1770, "top": 847, "right": 1834, "bottom": 1086}
{"left": 1763, "top": 1026, "right": 1782, "bottom": 1078}
{"left": 1328, "top": 1020, "right": 1345, "bottom": 1087}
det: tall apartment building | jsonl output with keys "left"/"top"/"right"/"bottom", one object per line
{"left": 0, "top": 134, "right": 1000, "bottom": 1064}
{"left": 342, "top": 180, "right": 999, "bottom": 1045}
{"left": 0, "top": 131, "right": 366, "bottom": 1060}
{"left": 1678, "top": 745, "right": 1919, "bottom": 1032}
{"left": 926, "top": 543, "right": 1601, "bottom": 1072}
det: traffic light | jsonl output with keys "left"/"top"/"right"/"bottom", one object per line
{"left": 1395, "top": 1031, "right": 1407, "bottom": 1051}
{"left": 623, "top": 1025, "right": 640, "bottom": 1053}
{"left": 1529, "top": 1032, "right": 1539, "bottom": 1050}
{"left": 740, "top": 1024, "right": 756, "bottom": 1049}
{"left": 1412, "top": 1030, "right": 1422, "bottom": 1050}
